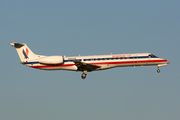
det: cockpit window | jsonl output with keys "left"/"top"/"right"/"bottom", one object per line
{"left": 149, "top": 54, "right": 158, "bottom": 58}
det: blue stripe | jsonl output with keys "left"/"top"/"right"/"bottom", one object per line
{"left": 63, "top": 56, "right": 152, "bottom": 62}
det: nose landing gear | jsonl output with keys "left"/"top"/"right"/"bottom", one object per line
{"left": 157, "top": 66, "right": 160, "bottom": 73}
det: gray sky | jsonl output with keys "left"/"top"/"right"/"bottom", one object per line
{"left": 1, "top": 0, "right": 180, "bottom": 120}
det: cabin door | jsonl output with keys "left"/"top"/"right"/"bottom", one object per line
{"left": 133, "top": 56, "right": 138, "bottom": 64}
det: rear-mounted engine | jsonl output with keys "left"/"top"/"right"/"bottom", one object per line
{"left": 39, "top": 56, "right": 64, "bottom": 65}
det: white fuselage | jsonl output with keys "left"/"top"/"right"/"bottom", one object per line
{"left": 22, "top": 53, "right": 169, "bottom": 72}
{"left": 10, "top": 42, "right": 170, "bottom": 79}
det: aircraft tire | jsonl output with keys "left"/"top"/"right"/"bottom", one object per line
{"left": 81, "top": 73, "right": 86, "bottom": 79}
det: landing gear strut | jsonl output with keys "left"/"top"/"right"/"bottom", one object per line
{"left": 157, "top": 66, "right": 160, "bottom": 73}
{"left": 81, "top": 70, "right": 87, "bottom": 79}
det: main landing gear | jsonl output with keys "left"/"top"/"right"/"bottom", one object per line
{"left": 81, "top": 70, "right": 87, "bottom": 79}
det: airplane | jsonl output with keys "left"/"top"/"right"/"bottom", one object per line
{"left": 10, "top": 42, "right": 170, "bottom": 79}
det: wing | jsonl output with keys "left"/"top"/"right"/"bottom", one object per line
{"left": 73, "top": 60, "right": 100, "bottom": 71}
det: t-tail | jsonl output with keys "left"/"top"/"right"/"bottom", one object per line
{"left": 10, "top": 43, "right": 38, "bottom": 62}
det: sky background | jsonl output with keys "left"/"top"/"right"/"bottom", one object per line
{"left": 0, "top": 0, "right": 180, "bottom": 120}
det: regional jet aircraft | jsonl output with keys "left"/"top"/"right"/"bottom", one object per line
{"left": 10, "top": 43, "right": 170, "bottom": 79}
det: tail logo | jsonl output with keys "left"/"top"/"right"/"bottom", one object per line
{"left": 22, "top": 48, "right": 29, "bottom": 59}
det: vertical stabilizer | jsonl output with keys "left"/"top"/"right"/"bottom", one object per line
{"left": 10, "top": 43, "right": 38, "bottom": 62}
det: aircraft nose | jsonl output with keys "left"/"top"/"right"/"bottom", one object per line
{"left": 167, "top": 61, "right": 170, "bottom": 64}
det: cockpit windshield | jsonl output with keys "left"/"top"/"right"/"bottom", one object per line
{"left": 148, "top": 54, "right": 158, "bottom": 58}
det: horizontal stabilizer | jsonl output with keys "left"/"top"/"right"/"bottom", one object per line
{"left": 10, "top": 43, "right": 25, "bottom": 48}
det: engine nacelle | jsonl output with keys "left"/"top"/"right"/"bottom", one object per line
{"left": 39, "top": 56, "right": 64, "bottom": 65}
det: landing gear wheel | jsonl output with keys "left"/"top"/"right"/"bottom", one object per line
{"left": 81, "top": 73, "right": 86, "bottom": 79}
{"left": 81, "top": 70, "right": 87, "bottom": 79}
{"left": 157, "top": 69, "right": 160, "bottom": 73}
